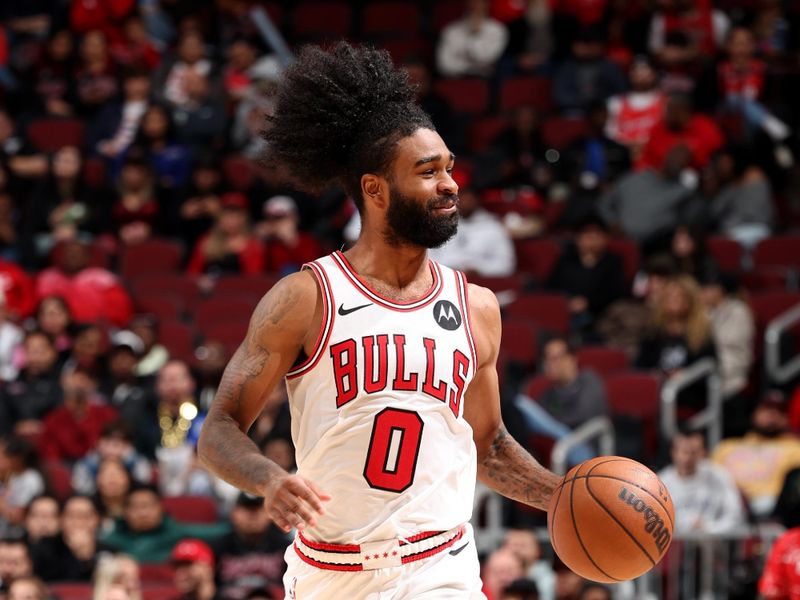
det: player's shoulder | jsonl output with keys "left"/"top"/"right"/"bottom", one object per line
{"left": 465, "top": 282, "right": 500, "bottom": 319}
{"left": 252, "top": 269, "right": 320, "bottom": 330}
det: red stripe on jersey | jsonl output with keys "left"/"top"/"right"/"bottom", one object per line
{"left": 455, "top": 271, "right": 478, "bottom": 372}
{"left": 297, "top": 532, "right": 361, "bottom": 553}
{"left": 293, "top": 544, "right": 363, "bottom": 571}
{"left": 401, "top": 528, "right": 464, "bottom": 563}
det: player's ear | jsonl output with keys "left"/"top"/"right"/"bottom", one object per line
{"left": 361, "top": 174, "right": 388, "bottom": 210}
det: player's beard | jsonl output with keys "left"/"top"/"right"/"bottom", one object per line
{"left": 384, "top": 186, "right": 459, "bottom": 249}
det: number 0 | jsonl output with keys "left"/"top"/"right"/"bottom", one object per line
{"left": 363, "top": 408, "right": 424, "bottom": 493}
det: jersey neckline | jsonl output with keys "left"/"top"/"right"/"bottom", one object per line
{"left": 331, "top": 251, "right": 443, "bottom": 311}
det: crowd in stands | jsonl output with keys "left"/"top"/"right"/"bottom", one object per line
{"left": 1, "top": 0, "right": 800, "bottom": 598}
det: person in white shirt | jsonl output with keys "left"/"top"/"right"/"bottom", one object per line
{"left": 659, "top": 428, "right": 746, "bottom": 537}
{"left": 428, "top": 174, "right": 515, "bottom": 277}
{"left": 0, "top": 290, "right": 22, "bottom": 383}
{"left": 436, "top": 0, "right": 509, "bottom": 78}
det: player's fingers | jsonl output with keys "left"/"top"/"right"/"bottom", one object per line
{"left": 287, "top": 497, "right": 318, "bottom": 528}
{"left": 305, "top": 478, "right": 332, "bottom": 503}
{"left": 267, "top": 508, "right": 292, "bottom": 533}
{"left": 281, "top": 506, "right": 307, "bottom": 531}
{"left": 288, "top": 478, "right": 327, "bottom": 515}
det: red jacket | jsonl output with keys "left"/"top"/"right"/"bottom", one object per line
{"left": 264, "top": 234, "right": 323, "bottom": 275}
{"left": 0, "top": 259, "right": 36, "bottom": 320}
{"left": 40, "top": 402, "right": 118, "bottom": 461}
{"left": 636, "top": 115, "right": 724, "bottom": 171}
{"left": 36, "top": 267, "right": 134, "bottom": 327}
{"left": 70, "top": 0, "right": 135, "bottom": 39}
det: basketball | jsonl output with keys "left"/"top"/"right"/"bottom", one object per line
{"left": 547, "top": 456, "right": 675, "bottom": 583}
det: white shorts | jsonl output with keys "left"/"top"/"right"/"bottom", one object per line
{"left": 283, "top": 523, "right": 485, "bottom": 599}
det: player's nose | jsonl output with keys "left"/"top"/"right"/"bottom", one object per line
{"left": 439, "top": 171, "right": 458, "bottom": 197}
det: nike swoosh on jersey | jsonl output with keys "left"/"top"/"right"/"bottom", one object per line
{"left": 337, "top": 302, "right": 373, "bottom": 316}
{"left": 448, "top": 542, "right": 470, "bottom": 556}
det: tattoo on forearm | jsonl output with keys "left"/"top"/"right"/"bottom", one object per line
{"left": 478, "top": 426, "right": 561, "bottom": 511}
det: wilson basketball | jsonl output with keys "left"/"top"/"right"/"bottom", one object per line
{"left": 547, "top": 456, "right": 675, "bottom": 583}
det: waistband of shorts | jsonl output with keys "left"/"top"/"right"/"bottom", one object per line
{"left": 293, "top": 524, "right": 466, "bottom": 572}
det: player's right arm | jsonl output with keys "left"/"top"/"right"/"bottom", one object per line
{"left": 197, "top": 271, "right": 330, "bottom": 533}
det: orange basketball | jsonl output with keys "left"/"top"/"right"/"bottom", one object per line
{"left": 547, "top": 456, "right": 675, "bottom": 583}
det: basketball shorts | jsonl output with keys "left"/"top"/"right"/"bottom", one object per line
{"left": 283, "top": 522, "right": 485, "bottom": 599}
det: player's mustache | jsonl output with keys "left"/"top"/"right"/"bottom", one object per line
{"left": 427, "top": 195, "right": 459, "bottom": 210}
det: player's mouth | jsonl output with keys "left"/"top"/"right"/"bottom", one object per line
{"left": 431, "top": 198, "right": 458, "bottom": 215}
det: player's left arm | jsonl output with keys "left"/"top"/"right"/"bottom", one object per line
{"left": 463, "top": 284, "right": 561, "bottom": 511}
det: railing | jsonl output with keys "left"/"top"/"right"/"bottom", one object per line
{"left": 765, "top": 302, "right": 800, "bottom": 384}
{"left": 550, "top": 416, "right": 616, "bottom": 475}
{"left": 660, "top": 358, "right": 722, "bottom": 449}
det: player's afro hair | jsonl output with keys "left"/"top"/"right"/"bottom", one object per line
{"left": 263, "top": 42, "right": 434, "bottom": 209}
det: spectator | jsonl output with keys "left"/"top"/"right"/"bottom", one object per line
{"left": 428, "top": 176, "right": 516, "bottom": 277}
{"left": 130, "top": 104, "right": 191, "bottom": 192}
{"left": 758, "top": 526, "right": 800, "bottom": 600}
{"left": 69, "top": 0, "right": 135, "bottom": 37}
{"left": 599, "top": 145, "right": 700, "bottom": 245}
{"left": 553, "top": 26, "right": 627, "bottom": 114}
{"left": 39, "top": 368, "right": 118, "bottom": 462}
{"left": 705, "top": 146, "right": 774, "bottom": 248}
{"left": 577, "top": 585, "right": 611, "bottom": 600}
{"left": 177, "top": 157, "right": 223, "bottom": 248}
{"left": 437, "top": 0, "right": 508, "bottom": 78}
{"left": 99, "top": 331, "right": 152, "bottom": 421}
{"left": 109, "top": 15, "right": 161, "bottom": 71}
{"left": 212, "top": 493, "right": 289, "bottom": 599}
{"left": 172, "top": 70, "right": 227, "bottom": 156}
{"left": 30, "top": 29, "right": 77, "bottom": 118}
{"left": 402, "top": 57, "right": 461, "bottom": 153}
{"left": 752, "top": 0, "right": 792, "bottom": 59}
{"left": 0, "top": 192, "right": 20, "bottom": 264}
{"left": 648, "top": 0, "right": 730, "bottom": 58}
{"left": 668, "top": 225, "right": 719, "bottom": 281}
{"left": 553, "top": 557, "right": 585, "bottom": 600}
{"left": 73, "top": 420, "right": 152, "bottom": 496}
{"left": 92, "top": 554, "right": 142, "bottom": 600}
{"left": 501, "top": 0, "right": 552, "bottom": 76}
{"left": 719, "top": 26, "right": 790, "bottom": 144}
{"left": 101, "top": 484, "right": 229, "bottom": 563}
{"left": 156, "top": 31, "right": 214, "bottom": 111}
{"left": 248, "top": 386, "right": 292, "bottom": 452}
{"left": 221, "top": 37, "right": 260, "bottom": 103}
{"left": 483, "top": 549, "right": 525, "bottom": 600}
{"left": 0, "top": 259, "right": 35, "bottom": 321}
{"left": 658, "top": 428, "right": 746, "bottom": 536}
{"left": 171, "top": 539, "right": 218, "bottom": 600}
{"left": 258, "top": 196, "right": 322, "bottom": 276}
{"left": 23, "top": 495, "right": 60, "bottom": 545}
{"left": 95, "top": 458, "right": 133, "bottom": 530}
{"left": 0, "top": 538, "right": 33, "bottom": 595}
{"left": 699, "top": 270, "right": 754, "bottom": 401}
{"left": 31, "top": 495, "right": 106, "bottom": 581}
{"left": 501, "top": 578, "right": 540, "bottom": 600}
{"left": 637, "top": 94, "right": 724, "bottom": 172}
{"left": 0, "top": 291, "right": 24, "bottom": 382}
{"left": 0, "top": 436, "right": 44, "bottom": 537}
{"left": 192, "top": 341, "right": 228, "bottom": 413}
{"left": 91, "top": 69, "right": 152, "bottom": 161}
{"left": 34, "top": 295, "right": 72, "bottom": 354}
{"left": 606, "top": 57, "right": 666, "bottom": 160}
{"left": 546, "top": 215, "right": 626, "bottom": 334}
{"left": 7, "top": 576, "right": 47, "bottom": 600}
{"left": 63, "top": 324, "right": 107, "bottom": 380}
{"left": 501, "top": 529, "right": 554, "bottom": 600}
{"left": 713, "top": 393, "right": 800, "bottom": 518}
{"left": 187, "top": 194, "right": 263, "bottom": 280}
{"left": 111, "top": 151, "right": 159, "bottom": 247}
{"left": 0, "top": 331, "right": 61, "bottom": 437}
{"left": 74, "top": 30, "right": 119, "bottom": 118}
{"left": 129, "top": 315, "right": 168, "bottom": 378}
{"left": 514, "top": 337, "right": 608, "bottom": 466}
{"left": 35, "top": 240, "right": 134, "bottom": 327}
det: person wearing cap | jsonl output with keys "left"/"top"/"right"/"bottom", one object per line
{"left": 211, "top": 493, "right": 289, "bottom": 599}
{"left": 187, "top": 193, "right": 264, "bottom": 279}
{"left": 100, "top": 330, "right": 153, "bottom": 422}
{"left": 712, "top": 392, "right": 800, "bottom": 518}
{"left": 171, "top": 539, "right": 219, "bottom": 600}
{"left": 257, "top": 195, "right": 321, "bottom": 276}
{"left": 428, "top": 168, "right": 515, "bottom": 277}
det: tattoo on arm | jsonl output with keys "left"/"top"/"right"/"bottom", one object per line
{"left": 477, "top": 426, "right": 561, "bottom": 512}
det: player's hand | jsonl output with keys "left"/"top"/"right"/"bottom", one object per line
{"left": 263, "top": 473, "right": 331, "bottom": 533}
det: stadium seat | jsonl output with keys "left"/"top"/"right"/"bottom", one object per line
{"left": 433, "top": 79, "right": 490, "bottom": 115}
{"left": 603, "top": 372, "right": 662, "bottom": 462}
{"left": 198, "top": 320, "right": 250, "bottom": 356}
{"left": 162, "top": 495, "right": 218, "bottom": 523}
{"left": 26, "top": 118, "right": 85, "bottom": 152}
{"left": 753, "top": 236, "right": 800, "bottom": 269}
{"left": 120, "top": 239, "right": 185, "bottom": 280}
{"left": 469, "top": 115, "right": 510, "bottom": 153}
{"left": 514, "top": 237, "right": 562, "bottom": 283}
{"left": 82, "top": 156, "right": 108, "bottom": 188}
{"left": 212, "top": 275, "right": 278, "bottom": 298}
{"left": 291, "top": 1, "right": 352, "bottom": 39}
{"left": 707, "top": 236, "right": 743, "bottom": 273}
{"left": 749, "top": 291, "right": 800, "bottom": 327}
{"left": 42, "top": 460, "right": 73, "bottom": 501}
{"left": 49, "top": 239, "right": 112, "bottom": 270}
{"left": 499, "top": 317, "right": 541, "bottom": 372}
{"left": 576, "top": 346, "right": 629, "bottom": 375}
{"left": 130, "top": 274, "right": 201, "bottom": 314}
{"left": 139, "top": 563, "right": 175, "bottom": 584}
{"left": 194, "top": 295, "right": 260, "bottom": 325}
{"left": 48, "top": 583, "right": 93, "bottom": 600}
{"left": 433, "top": 0, "right": 464, "bottom": 31}
{"left": 258, "top": 1, "right": 283, "bottom": 26}
{"left": 380, "top": 38, "right": 433, "bottom": 66}
{"left": 541, "top": 116, "right": 588, "bottom": 150}
{"left": 362, "top": 2, "right": 421, "bottom": 37}
{"left": 523, "top": 374, "right": 551, "bottom": 400}
{"left": 504, "top": 293, "right": 570, "bottom": 335}
{"left": 221, "top": 155, "right": 258, "bottom": 192}
{"left": 142, "top": 585, "right": 183, "bottom": 600}
{"left": 606, "top": 237, "right": 640, "bottom": 282}
{"left": 135, "top": 294, "right": 183, "bottom": 321}
{"left": 157, "top": 319, "right": 198, "bottom": 362}
{"left": 499, "top": 76, "right": 553, "bottom": 113}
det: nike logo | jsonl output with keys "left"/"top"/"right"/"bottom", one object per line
{"left": 449, "top": 542, "right": 469, "bottom": 556}
{"left": 337, "top": 302, "right": 372, "bottom": 316}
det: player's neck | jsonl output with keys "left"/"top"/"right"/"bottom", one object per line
{"left": 345, "top": 234, "right": 429, "bottom": 290}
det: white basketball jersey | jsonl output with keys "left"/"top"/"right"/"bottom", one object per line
{"left": 285, "top": 251, "right": 478, "bottom": 544}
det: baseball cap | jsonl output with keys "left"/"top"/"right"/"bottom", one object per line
{"left": 110, "top": 330, "right": 145, "bottom": 355}
{"left": 171, "top": 539, "right": 215, "bottom": 567}
{"left": 263, "top": 195, "right": 297, "bottom": 218}
{"left": 221, "top": 192, "right": 249, "bottom": 211}
{"left": 235, "top": 492, "right": 264, "bottom": 509}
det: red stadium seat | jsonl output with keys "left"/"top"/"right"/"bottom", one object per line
{"left": 48, "top": 583, "right": 93, "bottom": 600}
{"left": 143, "top": 585, "right": 183, "bottom": 600}
{"left": 195, "top": 295, "right": 260, "bottom": 325}
{"left": 606, "top": 237, "right": 640, "bottom": 282}
{"left": 468, "top": 274, "right": 526, "bottom": 296}
{"left": 541, "top": 116, "right": 588, "bottom": 150}
{"left": 258, "top": 1, "right": 283, "bottom": 26}
{"left": 749, "top": 291, "right": 800, "bottom": 327}
{"left": 131, "top": 274, "right": 201, "bottom": 314}
{"left": 42, "top": 461, "right": 73, "bottom": 501}
{"left": 26, "top": 118, "right": 85, "bottom": 152}
{"left": 362, "top": 2, "right": 421, "bottom": 37}
{"left": 434, "top": 79, "right": 489, "bottom": 115}
{"left": 433, "top": 0, "right": 464, "bottom": 31}
{"left": 603, "top": 372, "right": 662, "bottom": 462}
{"left": 576, "top": 346, "right": 629, "bottom": 375}
{"left": 499, "top": 76, "right": 553, "bottom": 113}
{"left": 162, "top": 495, "right": 219, "bottom": 523}
{"left": 514, "top": 237, "right": 562, "bottom": 283}
{"left": 469, "top": 115, "right": 510, "bottom": 153}
{"left": 504, "top": 293, "right": 570, "bottom": 335}
{"left": 82, "top": 156, "right": 108, "bottom": 188}
{"left": 212, "top": 275, "right": 278, "bottom": 298}
{"left": 139, "top": 563, "right": 175, "bottom": 584}
{"left": 499, "top": 317, "right": 541, "bottom": 371}
{"left": 380, "top": 38, "right": 433, "bottom": 66}
{"left": 49, "top": 239, "right": 111, "bottom": 270}
{"left": 523, "top": 374, "right": 551, "bottom": 400}
{"left": 199, "top": 320, "right": 250, "bottom": 356}
{"left": 135, "top": 294, "right": 183, "bottom": 321}
{"left": 291, "top": 1, "right": 352, "bottom": 39}
{"left": 707, "top": 236, "right": 743, "bottom": 273}
{"left": 120, "top": 239, "right": 184, "bottom": 280}
{"left": 157, "top": 319, "right": 198, "bottom": 362}
{"left": 221, "top": 155, "right": 258, "bottom": 192}
{"left": 753, "top": 236, "right": 800, "bottom": 269}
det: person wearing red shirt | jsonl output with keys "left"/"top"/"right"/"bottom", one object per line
{"left": 39, "top": 368, "right": 118, "bottom": 462}
{"left": 0, "top": 259, "right": 35, "bottom": 320}
{"left": 637, "top": 93, "right": 724, "bottom": 171}
{"left": 257, "top": 196, "right": 322, "bottom": 276}
{"left": 759, "top": 527, "right": 800, "bottom": 600}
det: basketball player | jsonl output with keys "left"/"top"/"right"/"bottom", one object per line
{"left": 198, "top": 43, "right": 560, "bottom": 598}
